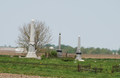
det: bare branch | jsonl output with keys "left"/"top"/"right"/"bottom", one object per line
{"left": 16, "top": 21, "right": 52, "bottom": 52}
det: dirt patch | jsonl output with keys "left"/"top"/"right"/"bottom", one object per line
{"left": 82, "top": 54, "right": 120, "bottom": 59}
{"left": 0, "top": 51, "right": 120, "bottom": 59}
{"left": 0, "top": 73, "right": 53, "bottom": 78}
{"left": 62, "top": 53, "right": 120, "bottom": 59}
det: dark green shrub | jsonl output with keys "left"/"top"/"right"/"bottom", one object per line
{"left": 0, "top": 55, "right": 10, "bottom": 57}
{"left": 50, "top": 51, "right": 57, "bottom": 57}
{"left": 61, "top": 57, "right": 74, "bottom": 62}
{"left": 74, "top": 55, "right": 76, "bottom": 58}
{"left": 13, "top": 55, "right": 25, "bottom": 57}
{"left": 41, "top": 54, "right": 46, "bottom": 59}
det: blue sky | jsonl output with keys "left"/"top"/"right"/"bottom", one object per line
{"left": 0, "top": 0, "right": 120, "bottom": 50}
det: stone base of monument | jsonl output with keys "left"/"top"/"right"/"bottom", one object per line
{"left": 75, "top": 54, "right": 84, "bottom": 61}
{"left": 26, "top": 52, "right": 37, "bottom": 58}
{"left": 57, "top": 50, "right": 62, "bottom": 57}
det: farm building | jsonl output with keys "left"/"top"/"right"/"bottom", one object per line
{"left": 0, "top": 47, "right": 27, "bottom": 53}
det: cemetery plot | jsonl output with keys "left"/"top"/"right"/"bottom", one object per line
{"left": 0, "top": 60, "right": 103, "bottom": 73}
{"left": 0, "top": 55, "right": 120, "bottom": 78}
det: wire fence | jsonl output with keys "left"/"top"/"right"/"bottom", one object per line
{"left": 111, "top": 65, "right": 120, "bottom": 73}
{"left": 0, "top": 61, "right": 104, "bottom": 73}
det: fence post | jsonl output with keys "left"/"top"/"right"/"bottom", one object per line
{"left": 115, "top": 65, "right": 116, "bottom": 72}
{"left": 78, "top": 63, "right": 80, "bottom": 72}
{"left": 66, "top": 52, "right": 67, "bottom": 57}
{"left": 119, "top": 65, "right": 120, "bottom": 72}
{"left": 89, "top": 63, "right": 90, "bottom": 69}
{"left": 111, "top": 66, "right": 114, "bottom": 73}
{"left": 45, "top": 52, "right": 47, "bottom": 57}
{"left": 117, "top": 65, "right": 119, "bottom": 72}
{"left": 95, "top": 66, "right": 97, "bottom": 73}
{"left": 80, "top": 64, "right": 82, "bottom": 72}
{"left": 100, "top": 68, "right": 102, "bottom": 73}
{"left": 48, "top": 52, "right": 50, "bottom": 57}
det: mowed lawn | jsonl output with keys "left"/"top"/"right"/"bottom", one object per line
{"left": 0, "top": 55, "right": 120, "bottom": 78}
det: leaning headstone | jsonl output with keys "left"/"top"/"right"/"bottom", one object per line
{"left": 10, "top": 55, "right": 13, "bottom": 58}
{"left": 26, "top": 19, "right": 37, "bottom": 58}
{"left": 116, "top": 52, "right": 118, "bottom": 55}
{"left": 113, "top": 52, "right": 114, "bottom": 55}
{"left": 75, "top": 35, "right": 84, "bottom": 61}
{"left": 19, "top": 56, "right": 21, "bottom": 58}
{"left": 56, "top": 33, "right": 62, "bottom": 57}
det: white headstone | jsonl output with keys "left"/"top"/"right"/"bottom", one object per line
{"left": 10, "top": 55, "right": 13, "bottom": 58}
{"left": 116, "top": 52, "right": 118, "bottom": 55}
{"left": 19, "top": 56, "right": 21, "bottom": 58}
{"left": 113, "top": 52, "right": 114, "bottom": 55}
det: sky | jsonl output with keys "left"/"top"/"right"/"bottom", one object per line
{"left": 0, "top": 0, "right": 120, "bottom": 50}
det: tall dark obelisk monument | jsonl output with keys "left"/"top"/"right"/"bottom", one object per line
{"left": 57, "top": 33, "right": 62, "bottom": 57}
{"left": 26, "top": 19, "right": 37, "bottom": 58}
{"left": 75, "top": 35, "right": 84, "bottom": 61}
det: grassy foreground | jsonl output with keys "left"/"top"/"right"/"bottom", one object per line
{"left": 0, "top": 55, "right": 120, "bottom": 78}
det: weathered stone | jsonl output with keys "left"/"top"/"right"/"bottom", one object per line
{"left": 75, "top": 35, "right": 84, "bottom": 61}
{"left": 57, "top": 33, "right": 62, "bottom": 57}
{"left": 19, "top": 56, "right": 21, "bottom": 58}
{"left": 26, "top": 19, "right": 37, "bottom": 58}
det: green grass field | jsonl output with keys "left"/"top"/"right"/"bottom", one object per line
{"left": 0, "top": 55, "right": 120, "bottom": 78}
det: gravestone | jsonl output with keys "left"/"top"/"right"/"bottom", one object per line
{"left": 56, "top": 33, "right": 62, "bottom": 57}
{"left": 113, "top": 52, "right": 114, "bottom": 55}
{"left": 10, "top": 55, "right": 13, "bottom": 58}
{"left": 26, "top": 19, "right": 37, "bottom": 58}
{"left": 116, "top": 52, "right": 118, "bottom": 55}
{"left": 75, "top": 35, "right": 84, "bottom": 61}
{"left": 19, "top": 56, "right": 21, "bottom": 58}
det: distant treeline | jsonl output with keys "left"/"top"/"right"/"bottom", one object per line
{"left": 81, "top": 47, "right": 112, "bottom": 54}
{"left": 45, "top": 44, "right": 119, "bottom": 54}
{"left": 61, "top": 45, "right": 113, "bottom": 54}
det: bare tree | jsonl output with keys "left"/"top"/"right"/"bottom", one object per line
{"left": 16, "top": 21, "right": 52, "bottom": 52}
